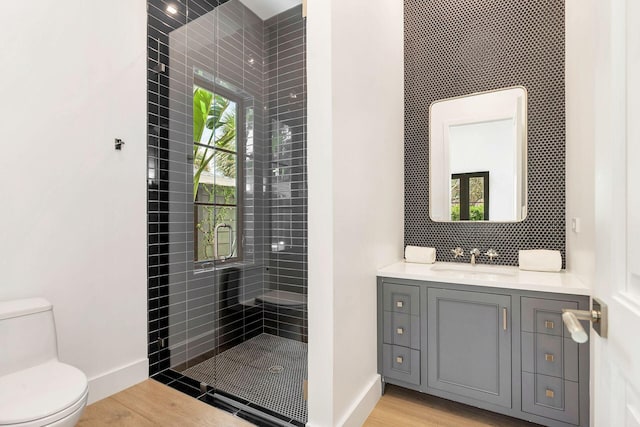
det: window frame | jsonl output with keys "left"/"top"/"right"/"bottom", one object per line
{"left": 192, "top": 80, "right": 244, "bottom": 265}
{"left": 451, "top": 171, "right": 490, "bottom": 221}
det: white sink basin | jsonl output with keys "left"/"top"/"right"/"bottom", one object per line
{"left": 430, "top": 263, "right": 517, "bottom": 278}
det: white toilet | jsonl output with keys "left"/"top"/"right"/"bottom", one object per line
{"left": 0, "top": 298, "right": 88, "bottom": 427}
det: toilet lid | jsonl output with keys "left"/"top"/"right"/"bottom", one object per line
{"left": 0, "top": 360, "right": 88, "bottom": 425}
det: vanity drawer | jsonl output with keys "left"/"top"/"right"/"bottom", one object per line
{"left": 382, "top": 344, "right": 420, "bottom": 385}
{"left": 383, "top": 283, "right": 420, "bottom": 316}
{"left": 522, "top": 332, "right": 578, "bottom": 381}
{"left": 522, "top": 297, "right": 578, "bottom": 336}
{"left": 522, "top": 372, "right": 579, "bottom": 425}
{"left": 383, "top": 312, "right": 420, "bottom": 349}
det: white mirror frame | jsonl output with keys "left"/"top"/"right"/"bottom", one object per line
{"left": 429, "top": 86, "right": 528, "bottom": 223}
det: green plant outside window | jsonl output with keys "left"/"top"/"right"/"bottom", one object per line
{"left": 451, "top": 172, "right": 489, "bottom": 221}
{"left": 193, "top": 85, "right": 240, "bottom": 262}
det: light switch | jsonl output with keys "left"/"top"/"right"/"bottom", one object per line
{"left": 571, "top": 217, "right": 581, "bottom": 233}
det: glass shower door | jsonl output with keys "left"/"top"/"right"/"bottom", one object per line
{"left": 162, "top": 0, "right": 308, "bottom": 424}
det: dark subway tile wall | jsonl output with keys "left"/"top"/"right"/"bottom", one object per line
{"left": 147, "top": 0, "right": 265, "bottom": 375}
{"left": 404, "top": 0, "right": 566, "bottom": 267}
{"left": 264, "top": 6, "right": 308, "bottom": 343}
{"left": 147, "top": 0, "right": 307, "bottom": 377}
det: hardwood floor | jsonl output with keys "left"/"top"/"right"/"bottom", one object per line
{"left": 80, "top": 380, "right": 539, "bottom": 427}
{"left": 78, "top": 379, "right": 251, "bottom": 427}
{"left": 364, "top": 385, "right": 540, "bottom": 427}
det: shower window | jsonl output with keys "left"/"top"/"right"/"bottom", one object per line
{"left": 193, "top": 84, "right": 242, "bottom": 262}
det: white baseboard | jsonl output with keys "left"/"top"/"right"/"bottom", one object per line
{"left": 87, "top": 358, "right": 148, "bottom": 404}
{"left": 336, "top": 374, "right": 382, "bottom": 427}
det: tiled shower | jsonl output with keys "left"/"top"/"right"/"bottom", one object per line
{"left": 147, "top": 0, "right": 307, "bottom": 424}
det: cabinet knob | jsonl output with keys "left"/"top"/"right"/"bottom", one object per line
{"left": 544, "top": 320, "right": 555, "bottom": 330}
{"left": 544, "top": 353, "right": 555, "bottom": 362}
{"left": 396, "top": 300, "right": 404, "bottom": 308}
{"left": 396, "top": 356, "right": 404, "bottom": 364}
{"left": 396, "top": 327, "right": 404, "bottom": 335}
{"left": 545, "top": 388, "right": 555, "bottom": 398}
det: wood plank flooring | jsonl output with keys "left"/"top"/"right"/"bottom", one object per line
{"left": 364, "top": 385, "right": 539, "bottom": 427}
{"left": 80, "top": 380, "right": 539, "bottom": 427}
{"left": 78, "top": 379, "right": 251, "bottom": 427}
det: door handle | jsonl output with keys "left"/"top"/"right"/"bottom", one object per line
{"left": 214, "top": 223, "right": 235, "bottom": 260}
{"left": 561, "top": 297, "right": 608, "bottom": 342}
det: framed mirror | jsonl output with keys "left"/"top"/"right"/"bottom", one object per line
{"left": 429, "top": 86, "right": 528, "bottom": 222}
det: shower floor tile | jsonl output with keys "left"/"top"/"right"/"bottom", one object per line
{"left": 180, "top": 333, "right": 308, "bottom": 424}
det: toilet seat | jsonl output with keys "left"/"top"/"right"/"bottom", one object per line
{"left": 0, "top": 360, "right": 88, "bottom": 426}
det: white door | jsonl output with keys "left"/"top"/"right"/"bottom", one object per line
{"left": 593, "top": 0, "right": 640, "bottom": 425}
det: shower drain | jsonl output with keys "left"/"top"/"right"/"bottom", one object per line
{"left": 268, "top": 365, "right": 284, "bottom": 374}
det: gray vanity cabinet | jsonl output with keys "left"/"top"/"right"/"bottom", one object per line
{"left": 520, "top": 297, "right": 586, "bottom": 425}
{"left": 380, "top": 283, "right": 421, "bottom": 386}
{"left": 377, "top": 277, "right": 590, "bottom": 427}
{"left": 427, "top": 288, "right": 512, "bottom": 408}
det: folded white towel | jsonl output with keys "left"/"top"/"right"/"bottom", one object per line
{"left": 518, "top": 250, "right": 562, "bottom": 272}
{"left": 405, "top": 246, "right": 436, "bottom": 264}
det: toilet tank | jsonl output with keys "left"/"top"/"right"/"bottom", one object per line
{"left": 0, "top": 298, "right": 58, "bottom": 377}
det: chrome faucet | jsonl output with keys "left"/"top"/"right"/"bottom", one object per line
{"left": 470, "top": 248, "right": 480, "bottom": 265}
{"left": 451, "top": 247, "right": 464, "bottom": 259}
{"left": 485, "top": 248, "right": 499, "bottom": 261}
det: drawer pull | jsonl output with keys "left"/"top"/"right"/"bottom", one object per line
{"left": 545, "top": 388, "right": 555, "bottom": 398}
{"left": 396, "top": 300, "right": 404, "bottom": 308}
{"left": 396, "top": 356, "right": 404, "bottom": 364}
{"left": 545, "top": 320, "right": 555, "bottom": 329}
{"left": 544, "top": 353, "right": 555, "bottom": 362}
{"left": 396, "top": 327, "right": 404, "bottom": 335}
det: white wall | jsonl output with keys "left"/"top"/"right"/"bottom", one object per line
{"left": 307, "top": 0, "right": 335, "bottom": 423}
{"left": 566, "top": 2, "right": 598, "bottom": 424}
{"left": 307, "top": 0, "right": 404, "bottom": 425}
{"left": 0, "top": 1, "right": 148, "bottom": 403}
{"left": 566, "top": 0, "right": 596, "bottom": 286}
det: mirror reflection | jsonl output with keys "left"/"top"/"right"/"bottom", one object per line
{"left": 429, "top": 87, "right": 528, "bottom": 222}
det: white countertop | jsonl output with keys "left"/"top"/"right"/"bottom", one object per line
{"left": 378, "top": 261, "right": 591, "bottom": 296}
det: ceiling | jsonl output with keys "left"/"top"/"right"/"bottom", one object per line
{"left": 238, "top": 0, "right": 302, "bottom": 20}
